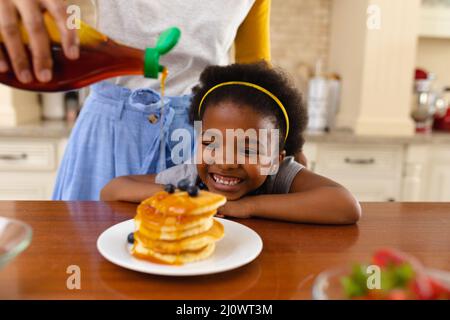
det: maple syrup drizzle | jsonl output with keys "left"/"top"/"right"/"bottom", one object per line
{"left": 158, "top": 68, "right": 169, "bottom": 171}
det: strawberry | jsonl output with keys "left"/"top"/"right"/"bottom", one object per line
{"left": 372, "top": 248, "right": 422, "bottom": 269}
{"left": 410, "top": 276, "right": 434, "bottom": 300}
{"left": 373, "top": 248, "right": 435, "bottom": 299}
{"left": 428, "top": 276, "right": 450, "bottom": 300}
{"left": 342, "top": 248, "right": 449, "bottom": 300}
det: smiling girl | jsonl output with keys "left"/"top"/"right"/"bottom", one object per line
{"left": 101, "top": 63, "right": 361, "bottom": 224}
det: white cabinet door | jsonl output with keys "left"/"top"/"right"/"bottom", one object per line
{"left": 419, "top": 5, "right": 450, "bottom": 39}
{"left": 427, "top": 146, "right": 450, "bottom": 202}
{"left": 0, "top": 138, "right": 63, "bottom": 200}
{"left": 0, "top": 172, "right": 56, "bottom": 200}
{"left": 0, "top": 139, "right": 56, "bottom": 171}
{"left": 313, "top": 144, "right": 404, "bottom": 202}
{"left": 428, "top": 164, "right": 450, "bottom": 201}
{"left": 325, "top": 177, "right": 398, "bottom": 202}
{"left": 403, "top": 144, "right": 450, "bottom": 202}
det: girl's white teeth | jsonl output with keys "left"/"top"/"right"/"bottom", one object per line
{"left": 212, "top": 174, "right": 241, "bottom": 186}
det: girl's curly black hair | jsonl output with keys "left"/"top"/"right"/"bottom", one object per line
{"left": 190, "top": 62, "right": 308, "bottom": 156}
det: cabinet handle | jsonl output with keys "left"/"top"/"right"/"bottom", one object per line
{"left": 0, "top": 153, "right": 28, "bottom": 161}
{"left": 344, "top": 157, "right": 375, "bottom": 165}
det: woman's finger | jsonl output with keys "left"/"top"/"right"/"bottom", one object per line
{"left": 15, "top": 0, "right": 52, "bottom": 82}
{"left": 0, "top": 0, "right": 32, "bottom": 83}
{"left": 41, "top": 0, "right": 79, "bottom": 60}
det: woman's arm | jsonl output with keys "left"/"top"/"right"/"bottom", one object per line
{"left": 234, "top": 0, "right": 271, "bottom": 63}
{"left": 221, "top": 169, "right": 362, "bottom": 225}
{"left": 100, "top": 175, "right": 162, "bottom": 203}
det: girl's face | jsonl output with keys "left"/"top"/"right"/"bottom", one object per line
{"left": 196, "top": 101, "right": 283, "bottom": 200}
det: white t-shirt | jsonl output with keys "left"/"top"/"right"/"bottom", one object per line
{"left": 94, "top": 0, "right": 256, "bottom": 95}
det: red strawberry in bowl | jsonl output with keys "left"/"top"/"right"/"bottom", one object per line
{"left": 372, "top": 248, "right": 422, "bottom": 269}
{"left": 332, "top": 248, "right": 450, "bottom": 300}
{"left": 428, "top": 271, "right": 450, "bottom": 300}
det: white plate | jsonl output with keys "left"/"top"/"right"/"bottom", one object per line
{"left": 97, "top": 218, "right": 263, "bottom": 276}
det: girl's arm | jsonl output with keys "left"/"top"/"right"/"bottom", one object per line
{"left": 100, "top": 175, "right": 162, "bottom": 203}
{"left": 221, "top": 169, "right": 362, "bottom": 225}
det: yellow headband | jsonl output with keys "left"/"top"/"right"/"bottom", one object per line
{"left": 197, "top": 81, "right": 290, "bottom": 142}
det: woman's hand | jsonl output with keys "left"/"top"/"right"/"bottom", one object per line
{"left": 0, "top": 0, "right": 79, "bottom": 83}
{"left": 217, "top": 197, "right": 255, "bottom": 219}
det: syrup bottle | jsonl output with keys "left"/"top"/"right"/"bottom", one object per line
{"left": 0, "top": 12, "right": 180, "bottom": 92}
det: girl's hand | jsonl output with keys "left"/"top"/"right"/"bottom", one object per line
{"left": 217, "top": 197, "right": 255, "bottom": 219}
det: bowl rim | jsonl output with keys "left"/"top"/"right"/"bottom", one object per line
{"left": 312, "top": 265, "right": 450, "bottom": 300}
{"left": 312, "top": 266, "right": 347, "bottom": 300}
{"left": 0, "top": 216, "right": 33, "bottom": 266}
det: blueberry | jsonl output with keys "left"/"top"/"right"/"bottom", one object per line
{"left": 187, "top": 185, "right": 199, "bottom": 197}
{"left": 177, "top": 178, "right": 190, "bottom": 191}
{"left": 164, "top": 184, "right": 175, "bottom": 193}
{"left": 127, "top": 232, "right": 135, "bottom": 244}
{"left": 198, "top": 181, "right": 207, "bottom": 190}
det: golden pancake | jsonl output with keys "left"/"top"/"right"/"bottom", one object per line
{"left": 134, "top": 219, "right": 224, "bottom": 254}
{"left": 130, "top": 189, "right": 227, "bottom": 265}
{"left": 132, "top": 242, "right": 216, "bottom": 265}
{"left": 147, "top": 191, "right": 226, "bottom": 216}
{"left": 136, "top": 204, "right": 216, "bottom": 232}
{"left": 137, "top": 216, "right": 214, "bottom": 241}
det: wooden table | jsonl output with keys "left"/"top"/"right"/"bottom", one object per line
{"left": 0, "top": 201, "right": 449, "bottom": 300}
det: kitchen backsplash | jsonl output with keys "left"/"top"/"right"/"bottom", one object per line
{"left": 271, "top": 0, "right": 331, "bottom": 86}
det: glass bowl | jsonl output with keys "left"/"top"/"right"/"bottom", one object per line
{"left": 0, "top": 217, "right": 32, "bottom": 269}
{"left": 312, "top": 266, "right": 450, "bottom": 300}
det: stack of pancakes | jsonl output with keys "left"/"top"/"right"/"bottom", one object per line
{"left": 131, "top": 190, "right": 226, "bottom": 265}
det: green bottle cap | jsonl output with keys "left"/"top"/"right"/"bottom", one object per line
{"left": 144, "top": 27, "right": 181, "bottom": 78}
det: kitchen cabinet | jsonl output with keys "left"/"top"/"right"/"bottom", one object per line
{"left": 403, "top": 144, "right": 450, "bottom": 201}
{"left": 419, "top": 3, "right": 450, "bottom": 39}
{"left": 0, "top": 138, "right": 67, "bottom": 200}
{"left": 303, "top": 143, "right": 404, "bottom": 202}
{"left": 304, "top": 137, "right": 450, "bottom": 202}
{"left": 428, "top": 163, "right": 450, "bottom": 201}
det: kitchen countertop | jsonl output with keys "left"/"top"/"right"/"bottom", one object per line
{"left": 1, "top": 120, "right": 450, "bottom": 144}
{"left": 305, "top": 129, "right": 450, "bottom": 145}
{"left": 0, "top": 120, "right": 73, "bottom": 139}
{"left": 0, "top": 201, "right": 449, "bottom": 299}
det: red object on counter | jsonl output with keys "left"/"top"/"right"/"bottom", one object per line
{"left": 434, "top": 106, "right": 450, "bottom": 132}
{"left": 415, "top": 68, "right": 428, "bottom": 80}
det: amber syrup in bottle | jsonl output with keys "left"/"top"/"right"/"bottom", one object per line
{"left": 0, "top": 13, "right": 179, "bottom": 92}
